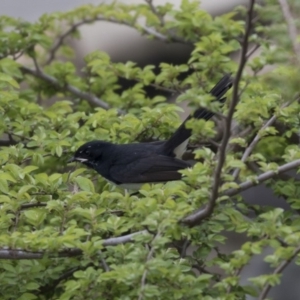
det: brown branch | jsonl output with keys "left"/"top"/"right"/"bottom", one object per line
{"left": 102, "top": 230, "right": 147, "bottom": 246}
{"left": 246, "top": 44, "right": 260, "bottom": 59}
{"left": 0, "top": 140, "right": 18, "bottom": 146}
{"left": 0, "top": 248, "right": 82, "bottom": 260}
{"left": 278, "top": 0, "right": 300, "bottom": 63}
{"left": 232, "top": 99, "right": 297, "bottom": 180}
{"left": 0, "top": 230, "right": 147, "bottom": 260}
{"left": 139, "top": 25, "right": 190, "bottom": 44}
{"left": 258, "top": 244, "right": 300, "bottom": 300}
{"left": 181, "top": 0, "right": 256, "bottom": 227}
{"left": 39, "top": 266, "right": 80, "bottom": 295}
{"left": 98, "top": 250, "right": 110, "bottom": 272}
{"left": 5, "top": 131, "right": 31, "bottom": 142}
{"left": 20, "top": 203, "right": 47, "bottom": 209}
{"left": 226, "top": 159, "right": 300, "bottom": 197}
{"left": 45, "top": 15, "right": 188, "bottom": 66}
{"left": 45, "top": 19, "right": 90, "bottom": 65}
{"left": 209, "top": 0, "right": 255, "bottom": 217}
{"left": 145, "top": 0, "right": 165, "bottom": 26}
{"left": 182, "top": 159, "right": 300, "bottom": 226}
{"left": 138, "top": 232, "right": 160, "bottom": 300}
{"left": 20, "top": 66, "right": 114, "bottom": 111}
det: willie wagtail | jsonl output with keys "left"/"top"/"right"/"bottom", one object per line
{"left": 68, "top": 75, "right": 233, "bottom": 189}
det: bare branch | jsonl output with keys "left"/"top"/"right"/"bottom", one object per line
{"left": 232, "top": 99, "right": 297, "bottom": 180}
{"left": 209, "top": 0, "right": 256, "bottom": 217}
{"left": 4, "top": 131, "right": 31, "bottom": 142}
{"left": 226, "top": 159, "right": 300, "bottom": 197}
{"left": 0, "top": 248, "right": 82, "bottom": 260}
{"left": 45, "top": 19, "right": 89, "bottom": 65}
{"left": 258, "top": 244, "right": 300, "bottom": 300}
{"left": 182, "top": 159, "right": 300, "bottom": 226}
{"left": 45, "top": 15, "right": 189, "bottom": 66}
{"left": 39, "top": 266, "right": 79, "bottom": 295}
{"left": 0, "top": 230, "right": 147, "bottom": 260}
{"left": 20, "top": 203, "right": 47, "bottom": 209}
{"left": 145, "top": 0, "right": 165, "bottom": 26}
{"left": 180, "top": 239, "right": 191, "bottom": 258}
{"left": 0, "top": 140, "right": 18, "bottom": 146}
{"left": 20, "top": 66, "right": 114, "bottom": 111}
{"left": 182, "top": 0, "right": 256, "bottom": 227}
{"left": 102, "top": 230, "right": 147, "bottom": 246}
{"left": 278, "top": 0, "right": 300, "bottom": 62}
{"left": 246, "top": 44, "right": 260, "bottom": 59}
{"left": 98, "top": 250, "right": 110, "bottom": 272}
{"left": 138, "top": 232, "right": 160, "bottom": 300}
{"left": 140, "top": 24, "right": 190, "bottom": 44}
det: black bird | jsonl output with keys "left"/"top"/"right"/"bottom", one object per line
{"left": 68, "top": 75, "right": 232, "bottom": 189}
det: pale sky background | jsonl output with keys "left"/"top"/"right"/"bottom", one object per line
{"left": 0, "top": 0, "right": 248, "bottom": 21}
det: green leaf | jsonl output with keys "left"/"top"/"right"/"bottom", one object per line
{"left": 17, "top": 293, "right": 37, "bottom": 300}
{"left": 74, "top": 176, "right": 95, "bottom": 193}
{"left": 0, "top": 72, "right": 19, "bottom": 88}
{"left": 0, "top": 179, "right": 9, "bottom": 193}
{"left": 0, "top": 172, "right": 17, "bottom": 183}
{"left": 56, "top": 145, "right": 63, "bottom": 157}
{"left": 23, "top": 166, "right": 39, "bottom": 174}
{"left": 25, "top": 282, "right": 40, "bottom": 290}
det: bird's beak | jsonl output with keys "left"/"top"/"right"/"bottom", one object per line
{"left": 67, "top": 157, "right": 88, "bottom": 163}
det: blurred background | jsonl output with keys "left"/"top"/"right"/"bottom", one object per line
{"left": 1, "top": 1, "right": 298, "bottom": 299}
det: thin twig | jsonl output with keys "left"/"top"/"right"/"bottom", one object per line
{"left": 232, "top": 99, "right": 297, "bottom": 180}
{"left": 226, "top": 159, "right": 300, "bottom": 197}
{"left": 182, "top": 0, "right": 256, "bottom": 227}
{"left": 278, "top": 0, "right": 300, "bottom": 63}
{"left": 182, "top": 158, "right": 300, "bottom": 226}
{"left": 45, "top": 16, "right": 188, "bottom": 66}
{"left": 0, "top": 140, "right": 18, "bottom": 146}
{"left": 226, "top": 266, "right": 244, "bottom": 294}
{"left": 59, "top": 209, "right": 67, "bottom": 235}
{"left": 0, "top": 230, "right": 148, "bottom": 259}
{"left": 20, "top": 66, "right": 115, "bottom": 111}
{"left": 138, "top": 232, "right": 160, "bottom": 300}
{"left": 258, "top": 244, "right": 300, "bottom": 300}
{"left": 139, "top": 24, "right": 189, "bottom": 44}
{"left": 5, "top": 132, "right": 31, "bottom": 141}
{"left": 0, "top": 248, "right": 82, "bottom": 259}
{"left": 180, "top": 239, "right": 191, "bottom": 258}
{"left": 145, "top": 0, "right": 165, "bottom": 26}
{"left": 209, "top": 0, "right": 255, "bottom": 216}
{"left": 98, "top": 250, "right": 110, "bottom": 272}
{"left": 39, "top": 266, "right": 79, "bottom": 295}
{"left": 45, "top": 20, "right": 89, "bottom": 65}
{"left": 32, "top": 55, "right": 41, "bottom": 73}
{"left": 20, "top": 203, "right": 47, "bottom": 209}
{"left": 246, "top": 44, "right": 260, "bottom": 59}
{"left": 102, "top": 230, "right": 147, "bottom": 246}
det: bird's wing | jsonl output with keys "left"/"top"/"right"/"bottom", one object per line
{"left": 110, "top": 155, "right": 190, "bottom": 184}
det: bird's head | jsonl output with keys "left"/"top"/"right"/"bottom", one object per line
{"left": 68, "top": 140, "right": 111, "bottom": 167}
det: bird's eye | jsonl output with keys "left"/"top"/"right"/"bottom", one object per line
{"left": 85, "top": 150, "right": 90, "bottom": 155}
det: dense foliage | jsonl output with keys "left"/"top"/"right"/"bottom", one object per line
{"left": 0, "top": 0, "right": 300, "bottom": 299}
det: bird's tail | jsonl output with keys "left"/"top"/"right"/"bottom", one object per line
{"left": 162, "top": 74, "right": 233, "bottom": 157}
